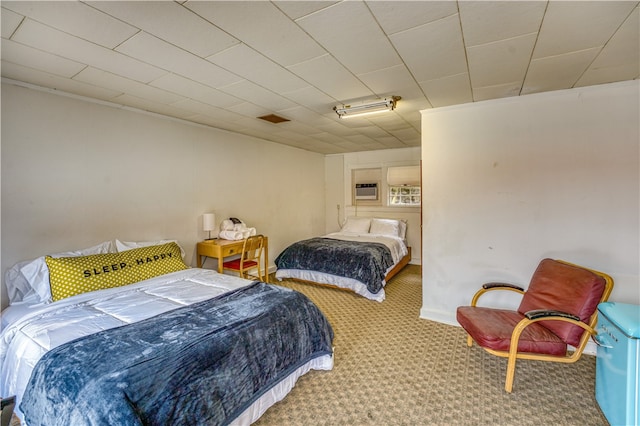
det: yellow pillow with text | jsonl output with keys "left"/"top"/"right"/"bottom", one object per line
{"left": 46, "top": 242, "right": 187, "bottom": 301}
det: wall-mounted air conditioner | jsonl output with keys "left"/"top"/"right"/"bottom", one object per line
{"left": 355, "top": 183, "right": 378, "bottom": 200}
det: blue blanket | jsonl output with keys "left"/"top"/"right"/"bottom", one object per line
{"left": 21, "top": 282, "right": 333, "bottom": 426}
{"left": 275, "top": 237, "right": 393, "bottom": 294}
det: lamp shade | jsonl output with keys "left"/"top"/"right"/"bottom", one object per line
{"left": 202, "top": 213, "right": 216, "bottom": 232}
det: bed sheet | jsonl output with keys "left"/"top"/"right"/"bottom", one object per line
{"left": 0, "top": 268, "right": 333, "bottom": 423}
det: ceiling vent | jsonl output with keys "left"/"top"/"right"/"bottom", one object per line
{"left": 257, "top": 114, "right": 290, "bottom": 124}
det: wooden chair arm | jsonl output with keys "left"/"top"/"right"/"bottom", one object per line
{"left": 512, "top": 314, "right": 595, "bottom": 342}
{"left": 470, "top": 282, "right": 525, "bottom": 307}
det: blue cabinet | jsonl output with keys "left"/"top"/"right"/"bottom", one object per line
{"left": 595, "top": 302, "right": 640, "bottom": 426}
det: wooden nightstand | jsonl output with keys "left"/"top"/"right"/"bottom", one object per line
{"left": 196, "top": 237, "right": 269, "bottom": 281}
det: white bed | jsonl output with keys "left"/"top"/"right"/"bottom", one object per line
{"left": 1, "top": 241, "right": 333, "bottom": 424}
{"left": 275, "top": 217, "right": 410, "bottom": 302}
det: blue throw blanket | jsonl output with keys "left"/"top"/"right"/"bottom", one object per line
{"left": 21, "top": 282, "right": 333, "bottom": 426}
{"left": 275, "top": 237, "right": 393, "bottom": 294}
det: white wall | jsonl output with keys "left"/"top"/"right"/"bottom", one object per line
{"left": 325, "top": 147, "right": 422, "bottom": 264}
{"left": 421, "top": 81, "right": 640, "bottom": 326}
{"left": 1, "top": 82, "right": 326, "bottom": 309}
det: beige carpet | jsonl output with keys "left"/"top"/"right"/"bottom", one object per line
{"left": 256, "top": 265, "right": 608, "bottom": 426}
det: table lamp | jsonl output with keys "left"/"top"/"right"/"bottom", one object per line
{"left": 203, "top": 213, "right": 216, "bottom": 240}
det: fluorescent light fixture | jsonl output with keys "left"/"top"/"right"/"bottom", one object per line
{"left": 333, "top": 96, "right": 400, "bottom": 119}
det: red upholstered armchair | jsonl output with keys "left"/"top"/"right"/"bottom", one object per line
{"left": 457, "top": 259, "right": 614, "bottom": 392}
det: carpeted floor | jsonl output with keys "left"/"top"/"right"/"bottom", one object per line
{"left": 256, "top": 265, "right": 609, "bottom": 426}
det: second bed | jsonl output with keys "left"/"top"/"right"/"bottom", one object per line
{"left": 274, "top": 217, "right": 410, "bottom": 302}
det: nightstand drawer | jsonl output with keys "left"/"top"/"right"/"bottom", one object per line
{"left": 220, "top": 246, "right": 240, "bottom": 257}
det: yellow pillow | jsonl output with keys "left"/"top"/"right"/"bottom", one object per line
{"left": 46, "top": 242, "right": 187, "bottom": 301}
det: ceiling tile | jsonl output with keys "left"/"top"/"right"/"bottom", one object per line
{"left": 357, "top": 125, "right": 392, "bottom": 138}
{"left": 184, "top": 1, "right": 326, "bottom": 67}
{"left": 419, "top": 73, "right": 472, "bottom": 107}
{"left": 311, "top": 131, "right": 352, "bottom": 144}
{"left": 87, "top": 1, "right": 239, "bottom": 57}
{"left": 395, "top": 98, "right": 433, "bottom": 124}
{"left": 169, "top": 99, "right": 247, "bottom": 122}
{"left": 375, "top": 135, "right": 408, "bottom": 148}
{"left": 533, "top": 1, "right": 638, "bottom": 59}
{"left": 2, "top": 38, "right": 85, "bottom": 77}
{"left": 523, "top": 48, "right": 602, "bottom": 94}
{"left": 273, "top": 1, "right": 339, "bottom": 20}
{"left": 184, "top": 114, "right": 244, "bottom": 132}
{"left": 116, "top": 32, "right": 241, "bottom": 89}
{"left": 344, "top": 134, "right": 380, "bottom": 145}
{"left": 207, "top": 44, "right": 308, "bottom": 93}
{"left": 356, "top": 64, "right": 422, "bottom": 97}
{"left": 367, "top": 114, "right": 412, "bottom": 132}
{"left": 1, "top": 7, "right": 23, "bottom": 38}
{"left": 390, "top": 13, "right": 467, "bottom": 82}
{"left": 226, "top": 102, "right": 272, "bottom": 119}
{"left": 467, "top": 33, "right": 537, "bottom": 87}
{"left": 296, "top": 1, "right": 401, "bottom": 75}
{"left": 149, "top": 73, "right": 243, "bottom": 108}
{"left": 459, "top": 1, "right": 546, "bottom": 46}
{"left": 114, "top": 94, "right": 197, "bottom": 120}
{"left": 577, "top": 6, "right": 640, "bottom": 86}
{"left": 3, "top": 1, "right": 138, "bottom": 48}
{"left": 388, "top": 126, "right": 421, "bottom": 141}
{"left": 275, "top": 106, "right": 334, "bottom": 127}
{"left": 219, "top": 79, "right": 297, "bottom": 111}
{"left": 367, "top": 1, "right": 458, "bottom": 35}
{"left": 472, "top": 81, "right": 522, "bottom": 102}
{"left": 74, "top": 67, "right": 186, "bottom": 104}
{"left": 286, "top": 54, "right": 373, "bottom": 101}
{"left": 1, "top": 60, "right": 121, "bottom": 101}
{"left": 280, "top": 85, "right": 337, "bottom": 115}
{"left": 12, "top": 18, "right": 166, "bottom": 83}
{"left": 313, "top": 121, "right": 360, "bottom": 137}
{"left": 277, "top": 121, "right": 322, "bottom": 136}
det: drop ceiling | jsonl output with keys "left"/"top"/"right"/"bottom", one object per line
{"left": 1, "top": 1, "right": 638, "bottom": 154}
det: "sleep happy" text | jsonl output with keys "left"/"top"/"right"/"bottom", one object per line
{"left": 82, "top": 252, "right": 175, "bottom": 278}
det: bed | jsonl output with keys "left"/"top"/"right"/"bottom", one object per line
{"left": 0, "top": 240, "right": 334, "bottom": 425}
{"left": 274, "top": 217, "right": 411, "bottom": 302}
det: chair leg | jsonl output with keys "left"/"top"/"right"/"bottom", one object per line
{"left": 505, "top": 354, "right": 517, "bottom": 393}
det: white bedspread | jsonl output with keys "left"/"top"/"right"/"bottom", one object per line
{"left": 0, "top": 268, "right": 332, "bottom": 423}
{"left": 275, "top": 232, "right": 408, "bottom": 302}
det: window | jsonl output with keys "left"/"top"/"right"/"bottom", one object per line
{"left": 389, "top": 185, "right": 420, "bottom": 205}
{"left": 387, "top": 166, "right": 420, "bottom": 206}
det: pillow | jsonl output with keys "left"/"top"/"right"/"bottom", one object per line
{"left": 398, "top": 220, "right": 408, "bottom": 240}
{"left": 46, "top": 242, "right": 187, "bottom": 302}
{"left": 341, "top": 217, "right": 371, "bottom": 233}
{"left": 116, "top": 239, "right": 185, "bottom": 258}
{"left": 4, "top": 241, "right": 115, "bottom": 304}
{"left": 369, "top": 218, "right": 401, "bottom": 237}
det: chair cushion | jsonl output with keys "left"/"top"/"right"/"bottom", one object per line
{"left": 456, "top": 306, "right": 567, "bottom": 356}
{"left": 223, "top": 259, "right": 257, "bottom": 270}
{"left": 518, "top": 259, "right": 605, "bottom": 347}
